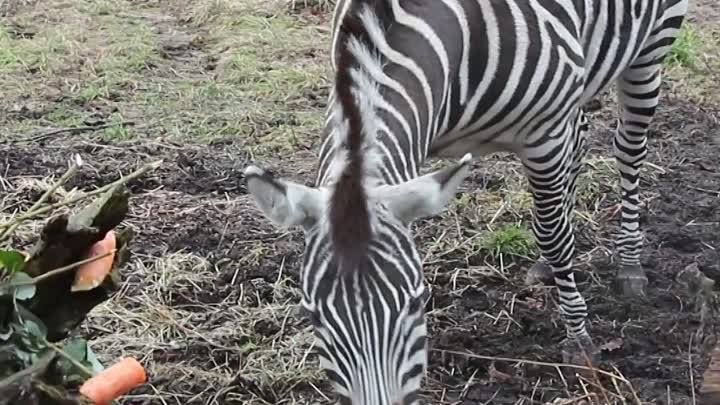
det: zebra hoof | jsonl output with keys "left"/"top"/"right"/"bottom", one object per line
{"left": 525, "top": 262, "right": 554, "bottom": 286}
{"left": 560, "top": 334, "right": 599, "bottom": 378}
{"left": 614, "top": 265, "right": 648, "bottom": 296}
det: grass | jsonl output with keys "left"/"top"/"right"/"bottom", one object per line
{"left": 1, "top": 1, "right": 719, "bottom": 404}
{"left": 287, "top": 0, "right": 335, "bottom": 12}
{"left": 662, "top": 21, "right": 720, "bottom": 103}
{"left": 667, "top": 24, "right": 702, "bottom": 69}
{"left": 0, "top": 0, "right": 330, "bottom": 155}
{"left": 86, "top": 250, "right": 326, "bottom": 404}
{"left": 480, "top": 223, "right": 535, "bottom": 259}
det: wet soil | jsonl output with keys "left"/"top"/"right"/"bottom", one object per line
{"left": 424, "top": 95, "right": 720, "bottom": 404}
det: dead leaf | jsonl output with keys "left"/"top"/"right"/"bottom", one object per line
{"left": 488, "top": 362, "right": 513, "bottom": 383}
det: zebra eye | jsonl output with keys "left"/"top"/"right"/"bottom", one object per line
{"left": 310, "top": 311, "right": 321, "bottom": 327}
{"left": 408, "top": 293, "right": 427, "bottom": 314}
{"left": 408, "top": 286, "right": 429, "bottom": 313}
{"left": 299, "top": 301, "right": 321, "bottom": 326}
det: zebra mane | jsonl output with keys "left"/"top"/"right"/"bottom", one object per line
{"left": 329, "top": 0, "right": 392, "bottom": 270}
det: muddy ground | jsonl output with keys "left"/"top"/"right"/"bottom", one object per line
{"left": 1, "top": 1, "right": 719, "bottom": 404}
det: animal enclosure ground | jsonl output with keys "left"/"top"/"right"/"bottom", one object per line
{"left": 1, "top": 0, "right": 719, "bottom": 404}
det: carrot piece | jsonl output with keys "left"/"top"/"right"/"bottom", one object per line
{"left": 79, "top": 357, "right": 147, "bottom": 405}
{"left": 71, "top": 230, "right": 117, "bottom": 292}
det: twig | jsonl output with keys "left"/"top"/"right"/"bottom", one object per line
{"left": 43, "top": 339, "right": 95, "bottom": 378}
{"left": 22, "top": 122, "right": 136, "bottom": 144}
{"left": 689, "top": 333, "right": 697, "bottom": 405}
{"left": 0, "top": 249, "right": 116, "bottom": 292}
{"left": 432, "top": 348, "right": 634, "bottom": 383}
{"left": 0, "top": 155, "right": 83, "bottom": 242}
{"left": 579, "top": 346, "right": 613, "bottom": 405}
{"left": 611, "top": 365, "right": 643, "bottom": 405}
{"left": 0, "top": 159, "right": 162, "bottom": 232}
{"left": 690, "top": 186, "right": 720, "bottom": 197}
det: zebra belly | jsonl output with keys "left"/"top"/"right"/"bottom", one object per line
{"left": 428, "top": 130, "right": 523, "bottom": 159}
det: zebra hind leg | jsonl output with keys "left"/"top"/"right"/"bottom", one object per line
{"left": 612, "top": 2, "right": 687, "bottom": 295}
{"left": 525, "top": 112, "right": 598, "bottom": 367}
{"left": 612, "top": 65, "right": 663, "bottom": 296}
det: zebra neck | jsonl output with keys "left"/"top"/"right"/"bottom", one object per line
{"left": 315, "top": 98, "right": 429, "bottom": 188}
{"left": 316, "top": 115, "right": 426, "bottom": 185}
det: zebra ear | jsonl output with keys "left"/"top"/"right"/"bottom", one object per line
{"left": 377, "top": 154, "right": 473, "bottom": 223}
{"left": 244, "top": 165, "right": 323, "bottom": 229}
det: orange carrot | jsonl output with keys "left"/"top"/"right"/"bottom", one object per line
{"left": 79, "top": 357, "right": 147, "bottom": 405}
{"left": 71, "top": 230, "right": 117, "bottom": 292}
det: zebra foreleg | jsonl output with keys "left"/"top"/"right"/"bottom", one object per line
{"left": 525, "top": 112, "right": 590, "bottom": 288}
{"left": 524, "top": 117, "right": 598, "bottom": 367}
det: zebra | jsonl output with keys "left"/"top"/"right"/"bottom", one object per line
{"left": 243, "top": 0, "right": 689, "bottom": 404}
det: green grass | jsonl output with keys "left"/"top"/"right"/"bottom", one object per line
{"left": 0, "top": 3, "right": 157, "bottom": 78}
{"left": 666, "top": 24, "right": 701, "bottom": 69}
{"left": 481, "top": 223, "right": 535, "bottom": 259}
{"left": 661, "top": 22, "right": 720, "bottom": 103}
{"left": 209, "top": 12, "right": 329, "bottom": 96}
{"left": 0, "top": 0, "right": 331, "bottom": 155}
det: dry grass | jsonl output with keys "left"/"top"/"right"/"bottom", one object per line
{"left": 85, "top": 250, "right": 325, "bottom": 405}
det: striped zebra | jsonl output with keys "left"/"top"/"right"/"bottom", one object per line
{"left": 244, "top": 0, "right": 688, "bottom": 403}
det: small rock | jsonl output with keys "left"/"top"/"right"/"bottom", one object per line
{"left": 676, "top": 263, "right": 716, "bottom": 322}
{"left": 599, "top": 337, "right": 624, "bottom": 353}
{"left": 157, "top": 32, "right": 197, "bottom": 58}
{"left": 676, "top": 262, "right": 715, "bottom": 295}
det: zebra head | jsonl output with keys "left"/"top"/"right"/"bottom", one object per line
{"left": 244, "top": 154, "right": 472, "bottom": 405}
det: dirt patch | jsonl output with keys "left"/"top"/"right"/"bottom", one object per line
{"left": 688, "top": 0, "right": 720, "bottom": 27}
{"left": 2, "top": 138, "right": 250, "bottom": 196}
